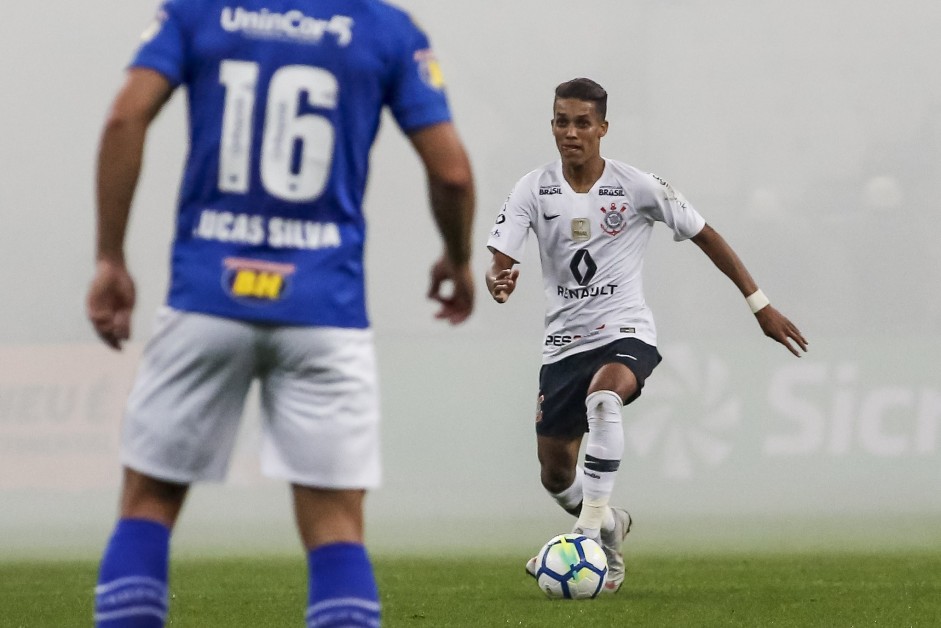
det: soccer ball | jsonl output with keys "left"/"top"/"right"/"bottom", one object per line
{"left": 534, "top": 533, "right": 608, "bottom": 599}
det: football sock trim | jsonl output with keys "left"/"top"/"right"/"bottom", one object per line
{"left": 585, "top": 453, "right": 621, "bottom": 473}
{"left": 94, "top": 518, "right": 170, "bottom": 628}
{"left": 306, "top": 542, "right": 380, "bottom": 628}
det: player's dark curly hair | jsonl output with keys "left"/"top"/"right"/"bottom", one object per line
{"left": 554, "top": 78, "right": 607, "bottom": 120}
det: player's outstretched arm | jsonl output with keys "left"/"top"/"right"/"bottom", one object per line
{"left": 88, "top": 68, "right": 174, "bottom": 350}
{"left": 690, "top": 223, "right": 808, "bottom": 357}
{"left": 485, "top": 249, "right": 520, "bottom": 304}
{"left": 408, "top": 122, "right": 476, "bottom": 324}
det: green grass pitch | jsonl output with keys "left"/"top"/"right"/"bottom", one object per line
{"left": 2, "top": 551, "right": 939, "bottom": 627}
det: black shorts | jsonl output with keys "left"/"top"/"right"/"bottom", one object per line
{"left": 536, "top": 338, "right": 662, "bottom": 439}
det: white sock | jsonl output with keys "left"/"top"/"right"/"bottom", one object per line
{"left": 549, "top": 468, "right": 584, "bottom": 516}
{"left": 575, "top": 390, "right": 623, "bottom": 536}
{"left": 550, "top": 471, "right": 616, "bottom": 531}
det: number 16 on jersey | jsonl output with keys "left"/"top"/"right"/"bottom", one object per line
{"left": 218, "top": 60, "right": 337, "bottom": 203}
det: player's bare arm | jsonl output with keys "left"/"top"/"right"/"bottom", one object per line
{"left": 485, "top": 249, "right": 519, "bottom": 303}
{"left": 87, "top": 68, "right": 174, "bottom": 350}
{"left": 409, "top": 122, "right": 476, "bottom": 324}
{"left": 691, "top": 223, "right": 808, "bottom": 357}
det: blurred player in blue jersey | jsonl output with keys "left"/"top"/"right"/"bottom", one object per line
{"left": 86, "top": 1, "right": 475, "bottom": 626}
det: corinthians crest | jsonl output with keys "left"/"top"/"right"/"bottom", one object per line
{"left": 600, "top": 202, "right": 628, "bottom": 236}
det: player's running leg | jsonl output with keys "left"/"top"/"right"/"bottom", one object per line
{"left": 574, "top": 389, "right": 624, "bottom": 539}
{"left": 578, "top": 362, "right": 637, "bottom": 592}
{"left": 526, "top": 435, "right": 583, "bottom": 578}
{"left": 267, "top": 326, "right": 381, "bottom": 626}
{"left": 294, "top": 486, "right": 380, "bottom": 628}
{"left": 94, "top": 469, "right": 187, "bottom": 628}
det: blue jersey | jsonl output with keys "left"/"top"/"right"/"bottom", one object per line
{"left": 132, "top": 0, "right": 452, "bottom": 327}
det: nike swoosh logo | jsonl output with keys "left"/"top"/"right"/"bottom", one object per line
{"left": 616, "top": 353, "right": 637, "bottom": 360}
{"left": 543, "top": 213, "right": 561, "bottom": 220}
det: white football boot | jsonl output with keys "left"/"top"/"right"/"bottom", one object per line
{"left": 525, "top": 555, "right": 538, "bottom": 579}
{"left": 598, "top": 507, "right": 632, "bottom": 593}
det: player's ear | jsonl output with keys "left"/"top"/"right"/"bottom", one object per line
{"left": 599, "top": 119, "right": 609, "bottom": 137}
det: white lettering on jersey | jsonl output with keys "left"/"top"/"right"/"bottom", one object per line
{"left": 268, "top": 218, "right": 342, "bottom": 250}
{"left": 193, "top": 210, "right": 342, "bottom": 250}
{"left": 194, "top": 209, "right": 265, "bottom": 245}
{"left": 557, "top": 284, "right": 619, "bottom": 299}
{"left": 220, "top": 7, "right": 354, "bottom": 46}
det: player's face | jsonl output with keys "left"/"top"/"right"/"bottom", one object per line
{"left": 551, "top": 98, "right": 608, "bottom": 167}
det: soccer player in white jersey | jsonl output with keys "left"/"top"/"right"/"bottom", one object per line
{"left": 485, "top": 78, "right": 807, "bottom": 593}
{"left": 87, "top": 1, "right": 475, "bottom": 626}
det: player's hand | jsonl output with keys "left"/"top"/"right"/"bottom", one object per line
{"left": 489, "top": 268, "right": 519, "bottom": 303}
{"left": 427, "top": 256, "right": 474, "bottom": 324}
{"left": 86, "top": 258, "right": 136, "bottom": 350}
{"left": 755, "top": 305, "right": 808, "bottom": 357}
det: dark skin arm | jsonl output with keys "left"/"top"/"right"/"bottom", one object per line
{"left": 408, "top": 122, "right": 477, "bottom": 324}
{"left": 485, "top": 248, "right": 519, "bottom": 303}
{"left": 691, "top": 223, "right": 808, "bottom": 357}
{"left": 87, "top": 68, "right": 174, "bottom": 350}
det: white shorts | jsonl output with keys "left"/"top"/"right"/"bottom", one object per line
{"left": 121, "top": 307, "right": 381, "bottom": 488}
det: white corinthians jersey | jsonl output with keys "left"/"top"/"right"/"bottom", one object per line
{"left": 487, "top": 158, "right": 706, "bottom": 363}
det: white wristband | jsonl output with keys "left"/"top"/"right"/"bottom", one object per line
{"left": 746, "top": 289, "right": 770, "bottom": 314}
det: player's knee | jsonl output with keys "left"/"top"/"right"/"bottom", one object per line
{"left": 540, "top": 465, "right": 576, "bottom": 494}
{"left": 586, "top": 390, "right": 623, "bottom": 426}
{"left": 120, "top": 469, "right": 188, "bottom": 526}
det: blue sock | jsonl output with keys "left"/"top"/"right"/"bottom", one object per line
{"left": 305, "top": 543, "right": 380, "bottom": 628}
{"left": 94, "top": 518, "right": 170, "bottom": 628}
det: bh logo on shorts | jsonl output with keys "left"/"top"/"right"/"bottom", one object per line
{"left": 599, "top": 202, "right": 628, "bottom": 236}
{"left": 223, "top": 257, "right": 295, "bottom": 304}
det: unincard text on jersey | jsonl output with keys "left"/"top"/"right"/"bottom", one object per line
{"left": 220, "top": 7, "right": 353, "bottom": 45}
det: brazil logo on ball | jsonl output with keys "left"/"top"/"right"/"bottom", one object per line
{"left": 535, "top": 533, "right": 608, "bottom": 599}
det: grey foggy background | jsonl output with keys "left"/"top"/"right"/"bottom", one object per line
{"left": 1, "top": 0, "right": 939, "bottom": 558}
